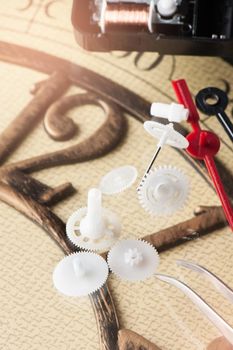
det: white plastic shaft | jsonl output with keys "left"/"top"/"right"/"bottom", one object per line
{"left": 151, "top": 102, "right": 189, "bottom": 122}
{"left": 79, "top": 188, "right": 105, "bottom": 240}
{"left": 73, "top": 257, "right": 86, "bottom": 278}
{"left": 157, "top": 123, "right": 173, "bottom": 148}
{"left": 157, "top": 0, "right": 177, "bottom": 17}
{"left": 87, "top": 188, "right": 102, "bottom": 222}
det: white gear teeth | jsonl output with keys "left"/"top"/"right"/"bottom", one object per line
{"left": 66, "top": 188, "right": 121, "bottom": 252}
{"left": 107, "top": 239, "right": 160, "bottom": 282}
{"left": 137, "top": 165, "right": 189, "bottom": 216}
{"left": 53, "top": 252, "right": 109, "bottom": 297}
{"left": 99, "top": 165, "right": 138, "bottom": 195}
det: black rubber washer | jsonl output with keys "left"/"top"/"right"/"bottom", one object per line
{"left": 195, "top": 87, "right": 228, "bottom": 116}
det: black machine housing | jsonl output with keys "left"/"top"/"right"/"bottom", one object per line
{"left": 72, "top": 0, "right": 233, "bottom": 56}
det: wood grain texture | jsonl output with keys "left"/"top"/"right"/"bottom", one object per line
{"left": 1, "top": 93, "right": 127, "bottom": 174}
{"left": 100, "top": 205, "right": 227, "bottom": 260}
{"left": 1, "top": 40, "right": 233, "bottom": 202}
{"left": 4, "top": 174, "right": 226, "bottom": 350}
{"left": 0, "top": 72, "right": 69, "bottom": 163}
{"left": 143, "top": 205, "right": 227, "bottom": 253}
{"left": 91, "top": 286, "right": 120, "bottom": 350}
{"left": 0, "top": 41, "right": 150, "bottom": 122}
{"left": 0, "top": 181, "right": 74, "bottom": 254}
{"left": 0, "top": 40, "right": 232, "bottom": 350}
{"left": 0, "top": 54, "right": 127, "bottom": 348}
{"left": 4, "top": 170, "right": 75, "bottom": 206}
{"left": 0, "top": 180, "right": 120, "bottom": 350}
{"left": 0, "top": 66, "right": 127, "bottom": 350}
{"left": 44, "top": 93, "right": 81, "bottom": 141}
{"left": 118, "top": 329, "right": 161, "bottom": 350}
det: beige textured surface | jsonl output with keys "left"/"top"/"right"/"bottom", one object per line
{"left": 0, "top": 2, "right": 233, "bottom": 350}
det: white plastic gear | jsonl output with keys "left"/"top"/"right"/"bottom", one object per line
{"left": 144, "top": 121, "right": 189, "bottom": 149}
{"left": 107, "top": 239, "right": 160, "bottom": 282}
{"left": 53, "top": 252, "right": 109, "bottom": 297}
{"left": 124, "top": 248, "right": 143, "bottom": 267}
{"left": 99, "top": 165, "right": 138, "bottom": 195}
{"left": 66, "top": 207, "right": 121, "bottom": 252}
{"left": 138, "top": 165, "right": 189, "bottom": 215}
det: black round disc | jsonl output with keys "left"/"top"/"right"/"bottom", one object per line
{"left": 195, "top": 87, "right": 228, "bottom": 116}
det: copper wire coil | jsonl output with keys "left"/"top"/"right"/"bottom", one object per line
{"left": 103, "top": 3, "right": 150, "bottom": 32}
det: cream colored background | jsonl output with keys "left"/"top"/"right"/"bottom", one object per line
{"left": 0, "top": 2, "right": 233, "bottom": 349}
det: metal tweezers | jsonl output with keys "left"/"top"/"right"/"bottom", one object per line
{"left": 156, "top": 260, "right": 233, "bottom": 346}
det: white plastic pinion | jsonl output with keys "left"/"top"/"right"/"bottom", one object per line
{"left": 150, "top": 102, "right": 189, "bottom": 123}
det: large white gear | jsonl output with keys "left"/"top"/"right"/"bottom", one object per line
{"left": 138, "top": 165, "right": 189, "bottom": 215}
{"left": 53, "top": 252, "right": 109, "bottom": 297}
{"left": 66, "top": 207, "right": 121, "bottom": 252}
{"left": 107, "top": 239, "right": 160, "bottom": 282}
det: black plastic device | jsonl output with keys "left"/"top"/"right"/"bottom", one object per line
{"left": 72, "top": 0, "right": 233, "bottom": 56}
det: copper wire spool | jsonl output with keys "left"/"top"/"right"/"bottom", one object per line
{"left": 102, "top": 3, "right": 151, "bottom": 32}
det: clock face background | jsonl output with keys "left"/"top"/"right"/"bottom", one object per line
{"left": 0, "top": 2, "right": 233, "bottom": 350}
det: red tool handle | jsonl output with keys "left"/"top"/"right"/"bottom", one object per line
{"left": 172, "top": 79, "right": 233, "bottom": 231}
{"left": 205, "top": 156, "right": 233, "bottom": 229}
{"left": 172, "top": 79, "right": 200, "bottom": 130}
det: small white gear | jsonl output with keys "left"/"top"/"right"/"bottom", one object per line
{"left": 53, "top": 252, "right": 109, "bottom": 297}
{"left": 66, "top": 207, "right": 121, "bottom": 252}
{"left": 99, "top": 165, "right": 138, "bottom": 195}
{"left": 107, "top": 239, "right": 160, "bottom": 282}
{"left": 138, "top": 165, "right": 189, "bottom": 216}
